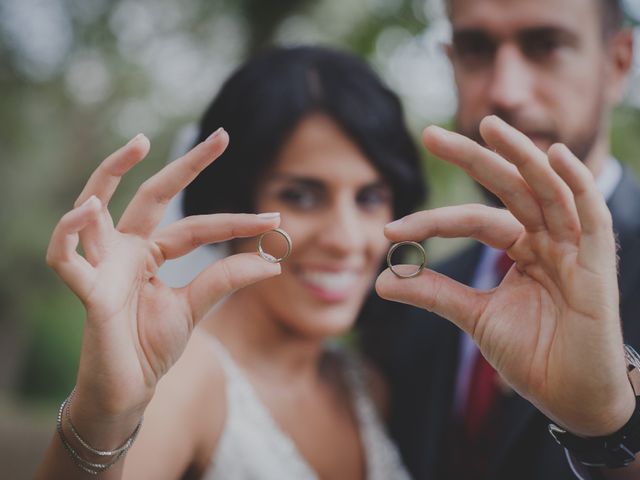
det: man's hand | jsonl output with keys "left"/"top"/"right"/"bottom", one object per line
{"left": 376, "top": 115, "right": 635, "bottom": 437}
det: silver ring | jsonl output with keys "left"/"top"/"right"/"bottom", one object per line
{"left": 387, "top": 241, "right": 426, "bottom": 278}
{"left": 257, "top": 228, "right": 292, "bottom": 263}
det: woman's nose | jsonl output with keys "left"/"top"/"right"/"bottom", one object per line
{"left": 317, "top": 200, "right": 367, "bottom": 255}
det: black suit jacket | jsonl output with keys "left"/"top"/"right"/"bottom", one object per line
{"left": 361, "top": 171, "right": 640, "bottom": 480}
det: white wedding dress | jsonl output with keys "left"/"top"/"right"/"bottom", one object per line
{"left": 201, "top": 337, "right": 412, "bottom": 480}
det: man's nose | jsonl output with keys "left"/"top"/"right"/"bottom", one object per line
{"left": 488, "top": 43, "right": 535, "bottom": 113}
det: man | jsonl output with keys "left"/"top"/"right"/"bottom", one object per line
{"left": 362, "top": 0, "right": 640, "bottom": 478}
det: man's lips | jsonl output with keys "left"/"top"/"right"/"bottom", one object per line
{"left": 523, "top": 131, "right": 555, "bottom": 147}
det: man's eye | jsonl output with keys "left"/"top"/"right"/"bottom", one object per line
{"left": 522, "top": 37, "right": 562, "bottom": 61}
{"left": 453, "top": 36, "right": 496, "bottom": 67}
{"left": 278, "top": 188, "right": 320, "bottom": 210}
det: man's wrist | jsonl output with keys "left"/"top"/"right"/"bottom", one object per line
{"left": 549, "top": 345, "right": 640, "bottom": 469}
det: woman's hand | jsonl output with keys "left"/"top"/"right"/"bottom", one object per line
{"left": 376, "top": 115, "right": 634, "bottom": 437}
{"left": 46, "top": 129, "right": 282, "bottom": 423}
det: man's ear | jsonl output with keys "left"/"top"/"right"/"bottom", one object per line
{"left": 443, "top": 41, "right": 454, "bottom": 62}
{"left": 606, "top": 29, "right": 634, "bottom": 104}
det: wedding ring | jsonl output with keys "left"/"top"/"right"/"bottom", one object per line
{"left": 257, "top": 228, "right": 292, "bottom": 263}
{"left": 387, "top": 241, "right": 426, "bottom": 278}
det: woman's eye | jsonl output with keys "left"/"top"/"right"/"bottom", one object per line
{"left": 278, "top": 188, "right": 321, "bottom": 210}
{"left": 357, "top": 186, "right": 391, "bottom": 210}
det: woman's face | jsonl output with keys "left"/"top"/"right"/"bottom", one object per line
{"left": 238, "top": 113, "right": 393, "bottom": 338}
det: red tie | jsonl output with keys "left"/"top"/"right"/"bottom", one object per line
{"left": 464, "top": 251, "right": 513, "bottom": 442}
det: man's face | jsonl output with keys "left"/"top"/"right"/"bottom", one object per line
{"left": 448, "top": 0, "right": 617, "bottom": 166}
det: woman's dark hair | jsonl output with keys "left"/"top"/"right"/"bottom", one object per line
{"left": 183, "top": 45, "right": 426, "bottom": 220}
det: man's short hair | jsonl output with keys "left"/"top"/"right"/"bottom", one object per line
{"left": 445, "top": 0, "right": 624, "bottom": 36}
{"left": 600, "top": 0, "right": 624, "bottom": 35}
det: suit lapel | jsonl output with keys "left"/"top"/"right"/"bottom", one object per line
{"left": 489, "top": 393, "right": 538, "bottom": 475}
{"left": 607, "top": 170, "right": 640, "bottom": 302}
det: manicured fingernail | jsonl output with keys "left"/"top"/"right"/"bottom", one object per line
{"left": 257, "top": 212, "right": 280, "bottom": 219}
{"left": 127, "top": 133, "right": 144, "bottom": 145}
{"left": 386, "top": 218, "right": 403, "bottom": 229}
{"left": 205, "top": 127, "right": 225, "bottom": 143}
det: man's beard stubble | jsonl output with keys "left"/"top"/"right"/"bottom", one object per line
{"left": 455, "top": 103, "right": 605, "bottom": 207}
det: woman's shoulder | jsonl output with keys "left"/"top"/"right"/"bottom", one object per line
{"left": 145, "top": 329, "right": 227, "bottom": 472}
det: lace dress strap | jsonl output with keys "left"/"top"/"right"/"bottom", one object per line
{"left": 339, "top": 351, "right": 412, "bottom": 480}
{"left": 203, "top": 335, "right": 318, "bottom": 480}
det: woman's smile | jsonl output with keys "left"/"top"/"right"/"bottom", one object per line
{"left": 294, "top": 265, "right": 364, "bottom": 302}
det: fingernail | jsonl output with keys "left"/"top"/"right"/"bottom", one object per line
{"left": 386, "top": 218, "right": 403, "bottom": 229}
{"left": 257, "top": 212, "right": 280, "bottom": 219}
{"left": 127, "top": 133, "right": 144, "bottom": 145}
{"left": 205, "top": 127, "right": 225, "bottom": 143}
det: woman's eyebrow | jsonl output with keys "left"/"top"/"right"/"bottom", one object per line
{"left": 267, "top": 174, "right": 388, "bottom": 190}
{"left": 363, "top": 180, "right": 391, "bottom": 189}
{"left": 267, "top": 174, "right": 325, "bottom": 189}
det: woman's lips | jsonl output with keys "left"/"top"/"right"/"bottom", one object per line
{"left": 297, "top": 269, "right": 361, "bottom": 302}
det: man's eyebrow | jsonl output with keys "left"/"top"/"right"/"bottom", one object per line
{"left": 516, "top": 27, "right": 580, "bottom": 47}
{"left": 452, "top": 26, "right": 579, "bottom": 45}
{"left": 452, "top": 28, "right": 494, "bottom": 42}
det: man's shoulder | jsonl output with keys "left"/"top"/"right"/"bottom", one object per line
{"left": 610, "top": 168, "right": 640, "bottom": 237}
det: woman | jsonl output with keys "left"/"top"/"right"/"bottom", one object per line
{"left": 36, "top": 46, "right": 425, "bottom": 479}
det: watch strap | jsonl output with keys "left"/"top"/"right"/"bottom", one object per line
{"left": 549, "top": 395, "right": 640, "bottom": 468}
{"left": 548, "top": 345, "right": 640, "bottom": 469}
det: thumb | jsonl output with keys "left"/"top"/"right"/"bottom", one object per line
{"left": 183, "top": 253, "right": 281, "bottom": 323}
{"left": 375, "top": 268, "right": 486, "bottom": 335}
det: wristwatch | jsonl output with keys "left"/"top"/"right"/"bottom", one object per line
{"left": 548, "top": 345, "right": 640, "bottom": 469}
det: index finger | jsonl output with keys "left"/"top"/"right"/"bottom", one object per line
{"left": 384, "top": 204, "right": 523, "bottom": 250}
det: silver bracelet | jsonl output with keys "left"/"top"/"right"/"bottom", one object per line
{"left": 56, "top": 390, "right": 143, "bottom": 475}
{"left": 65, "top": 389, "right": 143, "bottom": 457}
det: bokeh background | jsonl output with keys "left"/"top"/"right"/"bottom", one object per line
{"left": 1, "top": 0, "right": 639, "bottom": 477}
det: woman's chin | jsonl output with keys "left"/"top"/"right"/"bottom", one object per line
{"left": 286, "top": 306, "right": 361, "bottom": 339}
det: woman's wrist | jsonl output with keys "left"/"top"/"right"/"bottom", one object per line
{"left": 67, "top": 387, "right": 148, "bottom": 452}
{"left": 55, "top": 388, "right": 145, "bottom": 475}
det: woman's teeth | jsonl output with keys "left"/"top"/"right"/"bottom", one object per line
{"left": 301, "top": 271, "right": 358, "bottom": 291}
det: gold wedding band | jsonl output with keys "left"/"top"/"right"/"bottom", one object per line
{"left": 257, "top": 228, "right": 292, "bottom": 263}
{"left": 387, "top": 241, "right": 427, "bottom": 278}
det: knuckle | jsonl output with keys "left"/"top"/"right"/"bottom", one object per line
{"left": 599, "top": 208, "right": 614, "bottom": 229}
{"left": 45, "top": 250, "right": 58, "bottom": 268}
{"left": 138, "top": 180, "right": 171, "bottom": 206}
{"left": 189, "top": 229, "right": 204, "bottom": 249}
{"left": 218, "top": 259, "right": 236, "bottom": 293}
{"left": 136, "top": 180, "right": 152, "bottom": 199}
